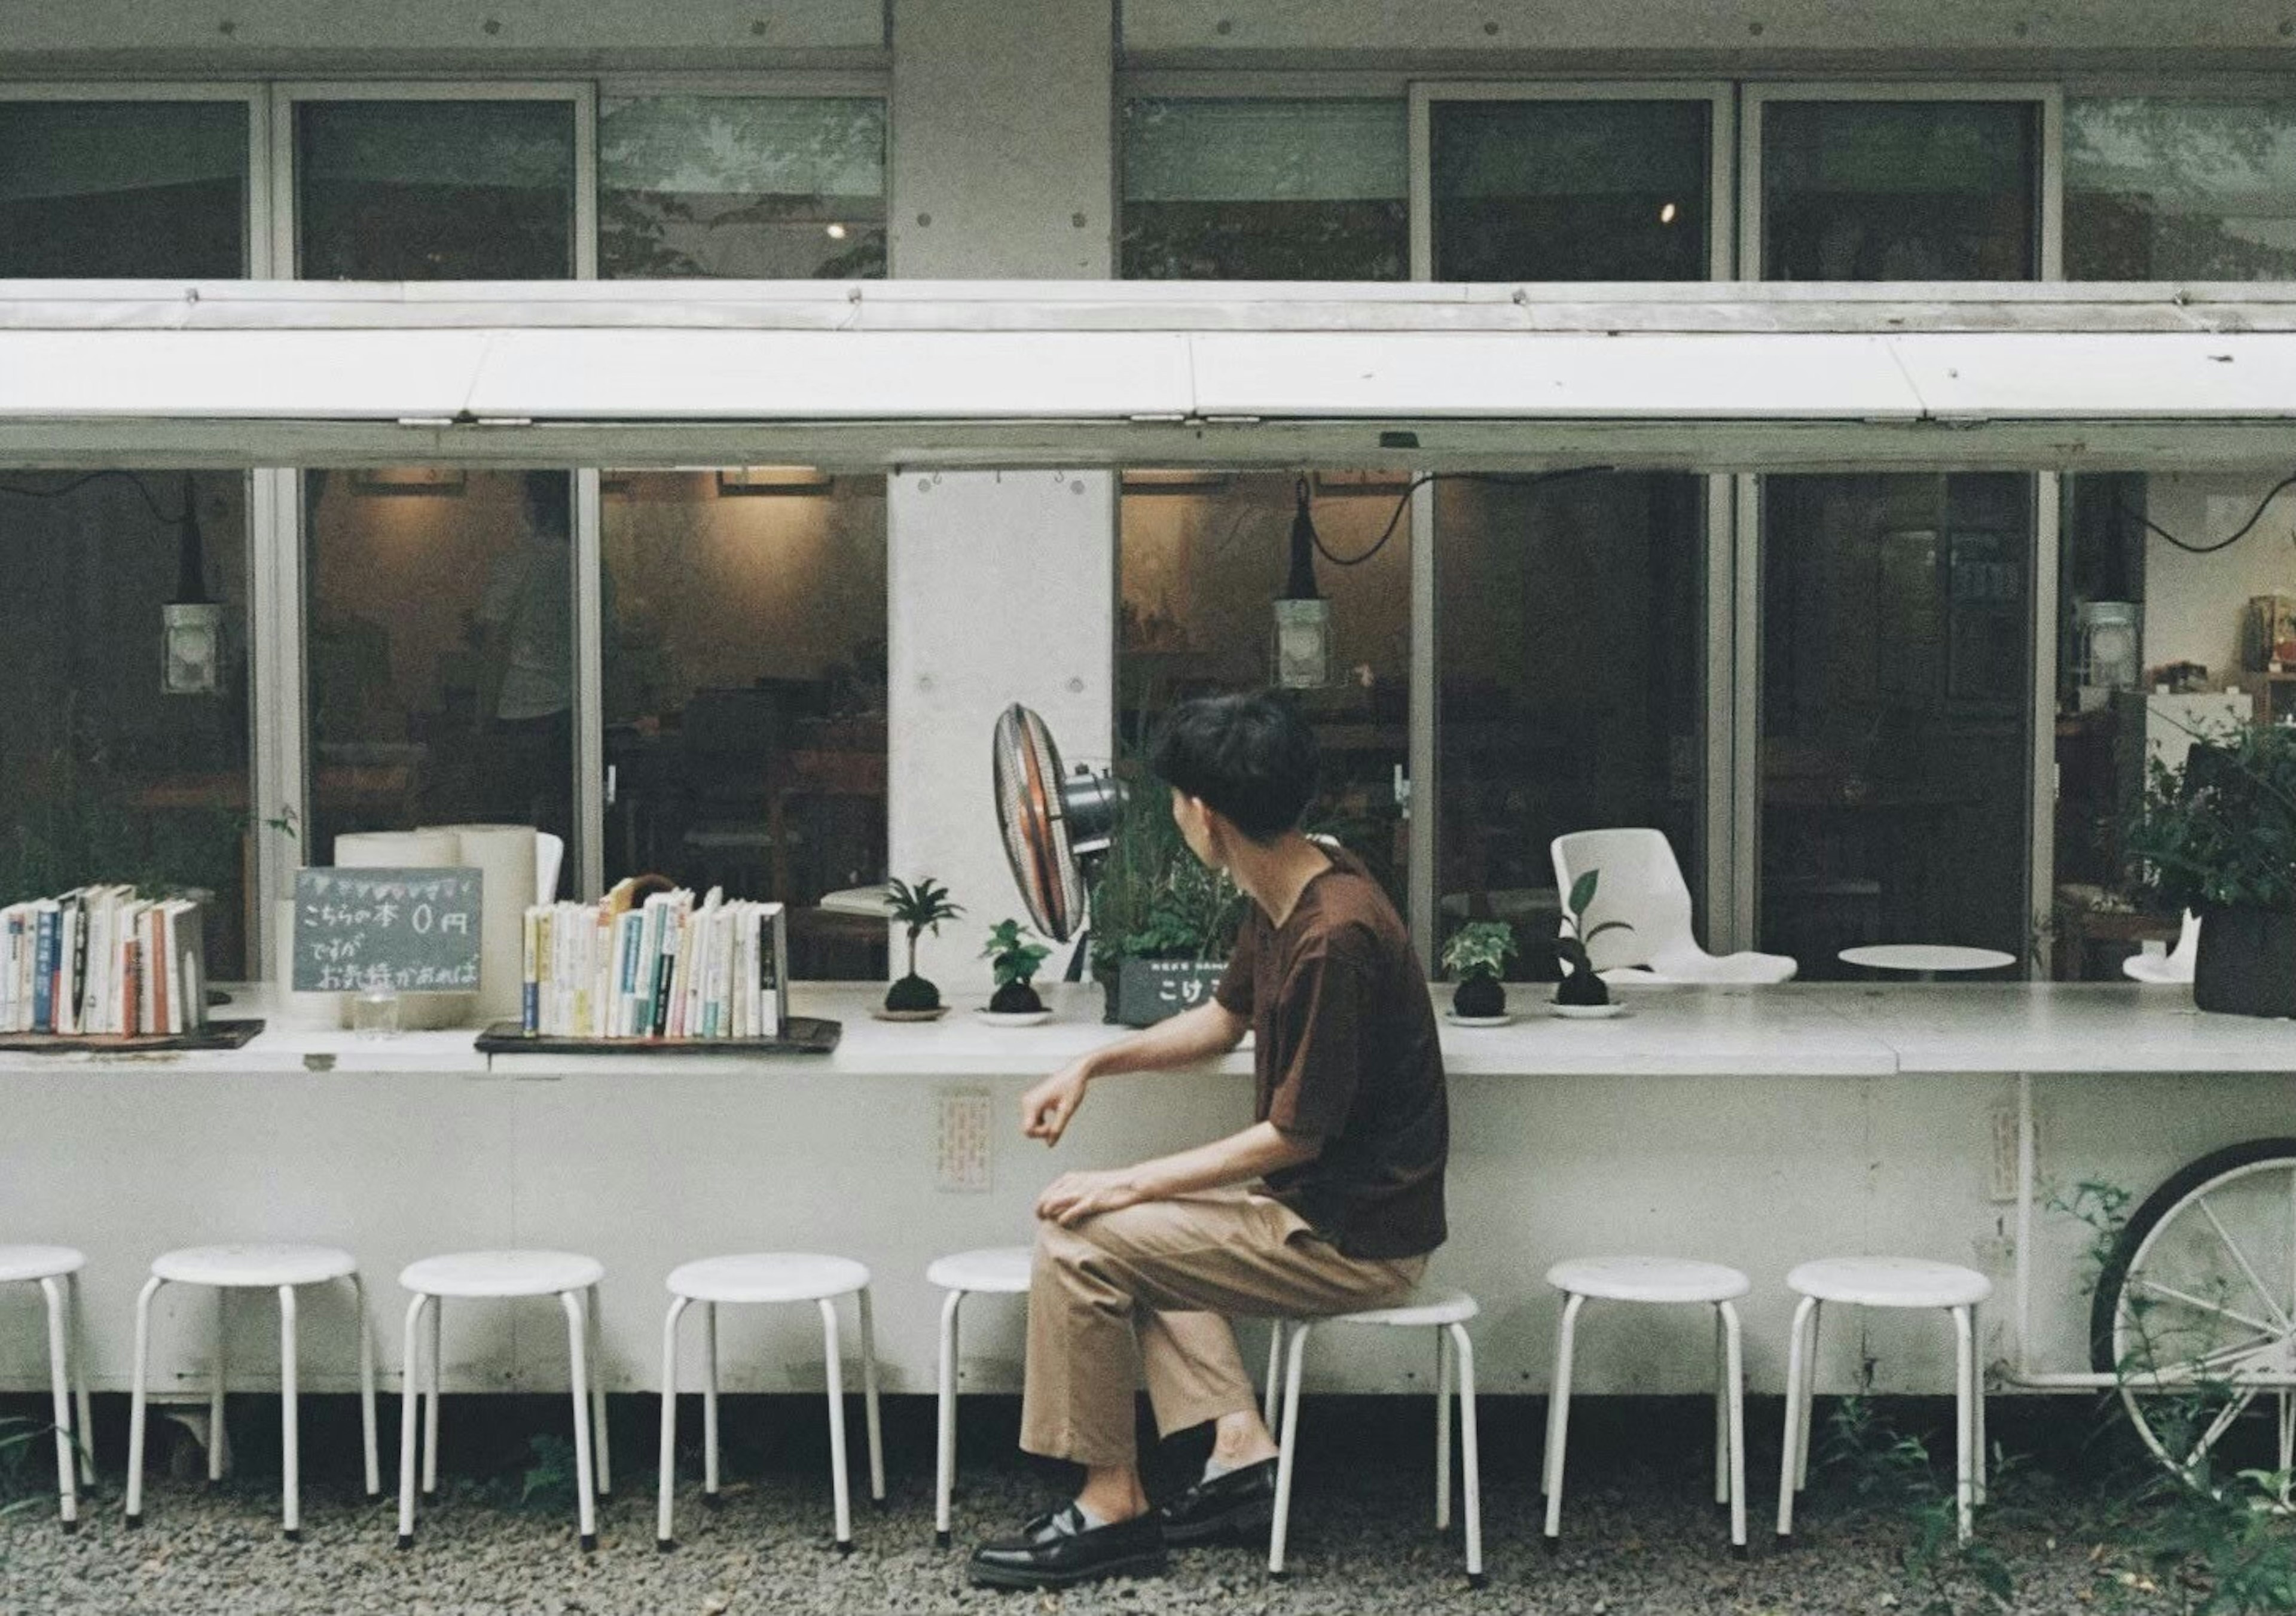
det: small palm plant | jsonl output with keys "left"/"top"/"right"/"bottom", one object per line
{"left": 885, "top": 876, "right": 962, "bottom": 1013}
{"left": 982, "top": 918, "right": 1054, "bottom": 1015}
{"left": 1440, "top": 920, "right": 1518, "bottom": 1019}
{"left": 1555, "top": 870, "right": 1634, "bottom": 1007}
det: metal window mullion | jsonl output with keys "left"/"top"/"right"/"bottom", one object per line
{"left": 2029, "top": 477, "right": 2061, "bottom": 978}
{"left": 1701, "top": 472, "right": 1737, "bottom": 952}
{"left": 573, "top": 468, "right": 604, "bottom": 901}
{"left": 1731, "top": 474, "right": 1763, "bottom": 953}
{"left": 249, "top": 468, "right": 307, "bottom": 976}
{"left": 1407, "top": 477, "right": 1437, "bottom": 972}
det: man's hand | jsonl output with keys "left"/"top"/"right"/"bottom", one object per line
{"left": 1036, "top": 1167, "right": 1147, "bottom": 1227}
{"left": 1020, "top": 1059, "right": 1092, "bottom": 1144}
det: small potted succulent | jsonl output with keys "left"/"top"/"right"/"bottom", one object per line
{"left": 981, "top": 917, "right": 1054, "bottom": 1020}
{"left": 883, "top": 876, "right": 962, "bottom": 1018}
{"left": 1440, "top": 920, "right": 1517, "bottom": 1021}
{"left": 1554, "top": 870, "right": 1633, "bottom": 1010}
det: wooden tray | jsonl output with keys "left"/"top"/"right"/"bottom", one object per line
{"left": 475, "top": 1016, "right": 842, "bottom": 1057}
{"left": 0, "top": 1019, "right": 266, "bottom": 1054}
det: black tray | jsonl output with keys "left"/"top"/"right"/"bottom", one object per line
{"left": 475, "top": 1016, "right": 841, "bottom": 1056}
{"left": 0, "top": 1019, "right": 266, "bottom": 1054}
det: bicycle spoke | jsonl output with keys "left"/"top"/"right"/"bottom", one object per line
{"left": 2280, "top": 1393, "right": 2295, "bottom": 1504}
{"left": 2195, "top": 1197, "right": 2294, "bottom": 1334}
{"left": 2187, "top": 1387, "right": 2261, "bottom": 1469}
{"left": 2132, "top": 1276, "right": 2282, "bottom": 1340}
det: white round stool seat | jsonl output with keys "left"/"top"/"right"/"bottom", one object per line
{"left": 667, "top": 1252, "right": 869, "bottom": 1305}
{"left": 0, "top": 1245, "right": 85, "bottom": 1283}
{"left": 154, "top": 1244, "right": 356, "bottom": 1288}
{"left": 1788, "top": 1257, "right": 1992, "bottom": 1310}
{"left": 1549, "top": 1255, "right": 1751, "bottom": 1305}
{"left": 1330, "top": 1288, "right": 1480, "bottom": 1328}
{"left": 926, "top": 1245, "right": 1031, "bottom": 1294}
{"left": 401, "top": 1249, "right": 604, "bottom": 1298}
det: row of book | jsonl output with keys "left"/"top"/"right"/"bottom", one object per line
{"left": 523, "top": 883, "right": 784, "bottom": 1041}
{"left": 1, "top": 888, "right": 208, "bottom": 1038}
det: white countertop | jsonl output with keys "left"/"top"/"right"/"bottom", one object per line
{"left": 0, "top": 980, "right": 2287, "bottom": 1079}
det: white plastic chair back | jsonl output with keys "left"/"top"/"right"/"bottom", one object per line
{"left": 1549, "top": 828, "right": 1690, "bottom": 973}
{"left": 2123, "top": 911, "right": 2200, "bottom": 984}
{"left": 535, "top": 832, "right": 566, "bottom": 904}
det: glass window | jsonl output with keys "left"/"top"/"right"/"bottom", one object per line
{"left": 2051, "top": 472, "right": 2287, "bottom": 980}
{"left": 297, "top": 100, "right": 575, "bottom": 279}
{"left": 0, "top": 471, "right": 254, "bottom": 977}
{"left": 1758, "top": 474, "right": 2033, "bottom": 976}
{"left": 1761, "top": 100, "right": 2038, "bottom": 279}
{"left": 1120, "top": 99, "right": 1407, "bottom": 280}
{"left": 599, "top": 96, "right": 887, "bottom": 279}
{"left": 304, "top": 469, "right": 575, "bottom": 867}
{"left": 1429, "top": 99, "right": 1712, "bottom": 281}
{"left": 0, "top": 100, "right": 247, "bottom": 277}
{"left": 2066, "top": 99, "right": 2296, "bottom": 280}
{"left": 1119, "top": 471, "right": 1413, "bottom": 913}
{"left": 600, "top": 471, "right": 888, "bottom": 978}
{"left": 1436, "top": 474, "right": 1705, "bottom": 977}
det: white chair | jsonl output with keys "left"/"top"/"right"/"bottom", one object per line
{"left": 535, "top": 831, "right": 566, "bottom": 905}
{"left": 655, "top": 1253, "right": 884, "bottom": 1554}
{"left": 1550, "top": 829, "right": 1797, "bottom": 984}
{"left": 2123, "top": 911, "right": 2201, "bottom": 984}
{"left": 927, "top": 1245, "right": 1031, "bottom": 1548}
{"left": 126, "top": 1244, "right": 380, "bottom": 1540}
{"left": 1, "top": 1246, "right": 94, "bottom": 1530}
{"left": 396, "top": 1250, "right": 608, "bottom": 1551}
{"left": 1542, "top": 1257, "right": 1750, "bottom": 1554}
{"left": 1266, "top": 1291, "right": 1482, "bottom": 1586}
{"left": 1778, "top": 1257, "right": 1991, "bottom": 1545}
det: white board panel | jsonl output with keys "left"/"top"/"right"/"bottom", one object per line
{"left": 1891, "top": 333, "right": 2296, "bottom": 420}
{"left": 0, "top": 330, "right": 489, "bottom": 419}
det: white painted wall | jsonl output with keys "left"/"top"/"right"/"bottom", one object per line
{"left": 2141, "top": 471, "right": 2296, "bottom": 680}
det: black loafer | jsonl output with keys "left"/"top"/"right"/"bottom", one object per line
{"left": 1159, "top": 1458, "right": 1277, "bottom": 1546}
{"left": 968, "top": 1502, "right": 1169, "bottom": 1590}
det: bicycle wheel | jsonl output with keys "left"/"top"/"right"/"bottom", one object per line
{"left": 2090, "top": 1138, "right": 2296, "bottom": 1504}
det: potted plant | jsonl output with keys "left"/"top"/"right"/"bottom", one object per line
{"left": 2125, "top": 721, "right": 2296, "bottom": 1017}
{"left": 1553, "top": 870, "right": 1634, "bottom": 1009}
{"left": 884, "top": 876, "right": 962, "bottom": 1016}
{"left": 1440, "top": 920, "right": 1517, "bottom": 1019}
{"left": 982, "top": 918, "right": 1054, "bottom": 1016}
{"left": 1086, "top": 761, "right": 1247, "bottom": 1025}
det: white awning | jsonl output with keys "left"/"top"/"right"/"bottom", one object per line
{"left": 2, "top": 280, "right": 2295, "bottom": 471}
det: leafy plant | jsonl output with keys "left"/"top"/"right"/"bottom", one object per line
{"left": 1086, "top": 762, "right": 1245, "bottom": 978}
{"left": 884, "top": 876, "right": 962, "bottom": 1010}
{"left": 1440, "top": 920, "right": 1517, "bottom": 983}
{"left": 982, "top": 918, "right": 1052, "bottom": 989}
{"left": 1821, "top": 1395, "right": 2017, "bottom": 1616}
{"left": 2124, "top": 719, "right": 2296, "bottom": 914}
{"left": 1554, "top": 869, "right": 1633, "bottom": 1004}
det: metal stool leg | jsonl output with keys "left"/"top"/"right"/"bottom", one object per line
{"left": 657, "top": 1295, "right": 687, "bottom": 1550}
{"left": 1952, "top": 1305, "right": 1975, "bottom": 1542}
{"left": 1268, "top": 1321, "right": 1312, "bottom": 1578}
{"left": 1720, "top": 1300, "right": 1747, "bottom": 1554}
{"left": 1262, "top": 1321, "right": 1285, "bottom": 1427}
{"left": 562, "top": 1289, "right": 599, "bottom": 1551}
{"left": 124, "top": 1274, "right": 162, "bottom": 1526}
{"left": 820, "top": 1297, "right": 853, "bottom": 1553}
{"left": 350, "top": 1275, "right": 380, "bottom": 1499}
{"left": 1713, "top": 1308, "right": 1728, "bottom": 1505}
{"left": 1797, "top": 1301, "right": 1822, "bottom": 1490}
{"left": 935, "top": 1288, "right": 962, "bottom": 1548}
{"left": 39, "top": 1277, "right": 77, "bottom": 1529}
{"left": 279, "top": 1285, "right": 301, "bottom": 1541}
{"left": 1542, "top": 1292, "right": 1584, "bottom": 1546}
{"left": 423, "top": 1296, "right": 442, "bottom": 1496}
{"left": 1972, "top": 1303, "right": 1989, "bottom": 1504}
{"left": 68, "top": 1274, "right": 94, "bottom": 1487}
{"left": 702, "top": 1301, "right": 721, "bottom": 1505}
{"left": 588, "top": 1285, "right": 611, "bottom": 1498}
{"left": 397, "top": 1294, "right": 426, "bottom": 1547}
{"left": 857, "top": 1286, "right": 885, "bottom": 1505}
{"left": 1435, "top": 1325, "right": 1453, "bottom": 1533}
{"left": 1776, "top": 1294, "right": 1816, "bottom": 1541}
{"left": 1449, "top": 1321, "right": 1483, "bottom": 1587}
{"left": 210, "top": 1286, "right": 229, "bottom": 1481}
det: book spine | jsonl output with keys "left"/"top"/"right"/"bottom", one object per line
{"left": 649, "top": 911, "right": 679, "bottom": 1037}
{"left": 31, "top": 906, "right": 57, "bottom": 1034}
{"left": 121, "top": 937, "right": 141, "bottom": 1038}
{"left": 154, "top": 907, "right": 175, "bottom": 1037}
{"left": 521, "top": 907, "right": 539, "bottom": 1035}
{"left": 59, "top": 902, "right": 84, "bottom": 1036}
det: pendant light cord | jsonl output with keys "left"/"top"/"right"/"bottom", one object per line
{"left": 0, "top": 468, "right": 184, "bottom": 526}
{"left": 1307, "top": 465, "right": 1618, "bottom": 567}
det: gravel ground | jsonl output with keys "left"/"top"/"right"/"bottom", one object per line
{"left": 0, "top": 1398, "right": 2156, "bottom": 1614}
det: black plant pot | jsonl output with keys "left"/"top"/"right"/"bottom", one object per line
{"left": 990, "top": 981, "right": 1046, "bottom": 1014}
{"left": 2193, "top": 905, "right": 2296, "bottom": 1019}
{"left": 1553, "top": 965, "right": 1610, "bottom": 1008}
{"left": 1451, "top": 977, "right": 1506, "bottom": 1019}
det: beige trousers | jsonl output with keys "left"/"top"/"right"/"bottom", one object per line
{"left": 1020, "top": 1187, "right": 1425, "bottom": 1468}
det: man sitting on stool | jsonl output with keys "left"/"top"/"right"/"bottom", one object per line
{"left": 970, "top": 691, "right": 1451, "bottom": 1590}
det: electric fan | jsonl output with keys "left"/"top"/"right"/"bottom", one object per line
{"left": 991, "top": 703, "right": 1122, "bottom": 943}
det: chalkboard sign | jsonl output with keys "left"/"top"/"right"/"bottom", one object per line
{"left": 1113, "top": 958, "right": 1229, "bottom": 1028}
{"left": 292, "top": 868, "right": 483, "bottom": 994}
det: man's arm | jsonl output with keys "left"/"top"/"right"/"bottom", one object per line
{"left": 1018, "top": 997, "right": 1248, "bottom": 1144}
{"left": 1035, "top": 1121, "right": 1317, "bottom": 1225}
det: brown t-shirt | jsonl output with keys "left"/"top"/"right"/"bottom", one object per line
{"left": 1213, "top": 847, "right": 1448, "bottom": 1260}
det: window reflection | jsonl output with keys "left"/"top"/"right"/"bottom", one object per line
{"left": 0, "top": 472, "right": 252, "bottom": 976}
{"left": 602, "top": 472, "right": 887, "bottom": 979}
{"left": 2066, "top": 99, "right": 2296, "bottom": 280}
{"left": 0, "top": 100, "right": 247, "bottom": 277}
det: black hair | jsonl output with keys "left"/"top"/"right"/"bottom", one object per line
{"left": 1149, "top": 692, "right": 1319, "bottom": 844}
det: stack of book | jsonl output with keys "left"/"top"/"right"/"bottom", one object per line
{"left": 521, "top": 883, "right": 784, "bottom": 1041}
{"left": 1, "top": 888, "right": 207, "bottom": 1037}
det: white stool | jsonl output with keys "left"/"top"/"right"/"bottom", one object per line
{"left": 927, "top": 1245, "right": 1031, "bottom": 1548}
{"left": 1266, "top": 1291, "right": 1482, "bottom": 1585}
{"left": 656, "top": 1253, "right": 884, "bottom": 1554}
{"left": 126, "top": 1244, "right": 380, "bottom": 1539}
{"left": 396, "top": 1250, "right": 609, "bottom": 1551}
{"left": 1, "top": 1246, "right": 94, "bottom": 1530}
{"left": 1778, "top": 1257, "right": 1992, "bottom": 1544}
{"left": 1542, "top": 1257, "right": 1750, "bottom": 1554}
